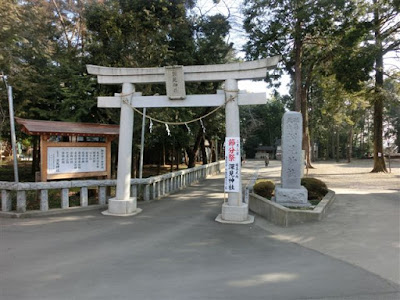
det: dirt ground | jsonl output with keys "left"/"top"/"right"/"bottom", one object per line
{"left": 305, "top": 158, "right": 400, "bottom": 191}
{"left": 244, "top": 158, "right": 400, "bottom": 192}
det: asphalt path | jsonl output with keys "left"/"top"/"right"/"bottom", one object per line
{"left": 242, "top": 158, "right": 400, "bottom": 286}
{"left": 1, "top": 159, "right": 399, "bottom": 299}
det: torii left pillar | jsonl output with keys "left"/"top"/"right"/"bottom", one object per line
{"left": 215, "top": 79, "right": 254, "bottom": 224}
{"left": 102, "top": 83, "right": 142, "bottom": 216}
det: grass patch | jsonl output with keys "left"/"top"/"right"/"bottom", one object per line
{"left": 0, "top": 161, "right": 35, "bottom": 182}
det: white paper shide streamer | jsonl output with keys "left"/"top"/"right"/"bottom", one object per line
{"left": 185, "top": 123, "right": 191, "bottom": 135}
{"left": 200, "top": 119, "right": 206, "bottom": 133}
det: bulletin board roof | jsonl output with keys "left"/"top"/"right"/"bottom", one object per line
{"left": 15, "top": 118, "right": 119, "bottom": 137}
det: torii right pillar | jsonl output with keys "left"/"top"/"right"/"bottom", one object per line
{"left": 216, "top": 79, "right": 254, "bottom": 224}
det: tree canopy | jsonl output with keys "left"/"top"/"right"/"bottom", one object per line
{"left": 0, "top": 0, "right": 398, "bottom": 174}
{"left": 243, "top": 0, "right": 400, "bottom": 171}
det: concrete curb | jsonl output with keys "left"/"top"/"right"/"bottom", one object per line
{"left": 249, "top": 189, "right": 336, "bottom": 227}
{"left": 0, "top": 204, "right": 107, "bottom": 218}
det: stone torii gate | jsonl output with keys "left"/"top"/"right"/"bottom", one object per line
{"left": 87, "top": 57, "right": 280, "bottom": 223}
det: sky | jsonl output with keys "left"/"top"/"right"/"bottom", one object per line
{"left": 192, "top": 0, "right": 290, "bottom": 97}
{"left": 192, "top": 0, "right": 399, "bottom": 97}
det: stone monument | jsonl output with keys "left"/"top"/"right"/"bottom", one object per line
{"left": 275, "top": 111, "right": 310, "bottom": 207}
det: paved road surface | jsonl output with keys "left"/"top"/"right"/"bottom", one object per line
{"left": 1, "top": 159, "right": 399, "bottom": 299}
{"left": 242, "top": 158, "right": 400, "bottom": 286}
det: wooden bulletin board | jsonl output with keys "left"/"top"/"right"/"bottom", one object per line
{"left": 40, "top": 136, "right": 112, "bottom": 181}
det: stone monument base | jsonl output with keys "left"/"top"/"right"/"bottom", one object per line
{"left": 274, "top": 186, "right": 311, "bottom": 207}
{"left": 215, "top": 203, "right": 254, "bottom": 224}
{"left": 102, "top": 197, "right": 142, "bottom": 217}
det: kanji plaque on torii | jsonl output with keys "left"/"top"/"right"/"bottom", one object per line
{"left": 87, "top": 57, "right": 280, "bottom": 223}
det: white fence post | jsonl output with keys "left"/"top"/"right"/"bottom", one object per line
{"left": 144, "top": 185, "right": 150, "bottom": 201}
{"left": 1, "top": 190, "right": 12, "bottom": 212}
{"left": 99, "top": 186, "right": 107, "bottom": 205}
{"left": 80, "top": 187, "right": 88, "bottom": 207}
{"left": 61, "top": 188, "right": 69, "bottom": 208}
{"left": 40, "top": 190, "right": 49, "bottom": 211}
{"left": 16, "top": 191, "right": 26, "bottom": 213}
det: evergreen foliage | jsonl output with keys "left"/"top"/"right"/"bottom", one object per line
{"left": 240, "top": 95, "right": 286, "bottom": 158}
{"left": 253, "top": 179, "right": 275, "bottom": 199}
{"left": 0, "top": 0, "right": 398, "bottom": 173}
{"left": 301, "top": 177, "right": 328, "bottom": 201}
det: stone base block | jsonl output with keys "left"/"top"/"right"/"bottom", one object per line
{"left": 249, "top": 190, "right": 336, "bottom": 227}
{"left": 102, "top": 197, "right": 142, "bottom": 217}
{"left": 215, "top": 214, "right": 254, "bottom": 224}
{"left": 216, "top": 203, "right": 254, "bottom": 224}
{"left": 275, "top": 186, "right": 311, "bottom": 207}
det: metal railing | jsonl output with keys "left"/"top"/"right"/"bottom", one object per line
{"left": 0, "top": 161, "right": 224, "bottom": 215}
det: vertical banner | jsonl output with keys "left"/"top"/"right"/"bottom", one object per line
{"left": 224, "top": 137, "right": 241, "bottom": 193}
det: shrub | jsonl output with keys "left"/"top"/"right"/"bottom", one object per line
{"left": 253, "top": 179, "right": 275, "bottom": 199}
{"left": 301, "top": 177, "right": 328, "bottom": 201}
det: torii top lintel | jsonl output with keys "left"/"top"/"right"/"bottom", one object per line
{"left": 86, "top": 57, "right": 281, "bottom": 85}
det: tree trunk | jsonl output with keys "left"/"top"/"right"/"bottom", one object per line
{"left": 336, "top": 128, "right": 340, "bottom": 162}
{"left": 162, "top": 143, "right": 166, "bottom": 166}
{"left": 371, "top": 3, "right": 387, "bottom": 172}
{"left": 216, "top": 140, "right": 220, "bottom": 161}
{"left": 111, "top": 142, "right": 117, "bottom": 178}
{"left": 300, "top": 84, "right": 313, "bottom": 168}
{"left": 396, "top": 133, "right": 400, "bottom": 153}
{"left": 324, "top": 139, "right": 329, "bottom": 160}
{"left": 210, "top": 139, "right": 216, "bottom": 162}
{"left": 183, "top": 150, "right": 189, "bottom": 166}
{"left": 170, "top": 146, "right": 173, "bottom": 173}
{"left": 367, "top": 113, "right": 371, "bottom": 152}
{"left": 176, "top": 148, "right": 180, "bottom": 170}
{"left": 331, "top": 127, "right": 335, "bottom": 160}
{"left": 200, "top": 136, "right": 208, "bottom": 165}
{"left": 372, "top": 95, "right": 387, "bottom": 172}
{"left": 31, "top": 136, "right": 39, "bottom": 176}
{"left": 186, "top": 127, "right": 203, "bottom": 168}
{"left": 157, "top": 146, "right": 161, "bottom": 175}
{"left": 347, "top": 126, "right": 353, "bottom": 163}
{"left": 294, "top": 20, "right": 302, "bottom": 112}
{"left": 360, "top": 123, "right": 364, "bottom": 155}
{"left": 132, "top": 151, "right": 137, "bottom": 178}
{"left": 186, "top": 147, "right": 196, "bottom": 168}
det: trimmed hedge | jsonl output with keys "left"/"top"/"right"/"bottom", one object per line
{"left": 253, "top": 179, "right": 275, "bottom": 200}
{"left": 252, "top": 177, "right": 328, "bottom": 203}
{"left": 301, "top": 177, "right": 328, "bottom": 201}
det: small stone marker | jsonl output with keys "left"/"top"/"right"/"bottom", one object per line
{"left": 275, "top": 111, "right": 310, "bottom": 207}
